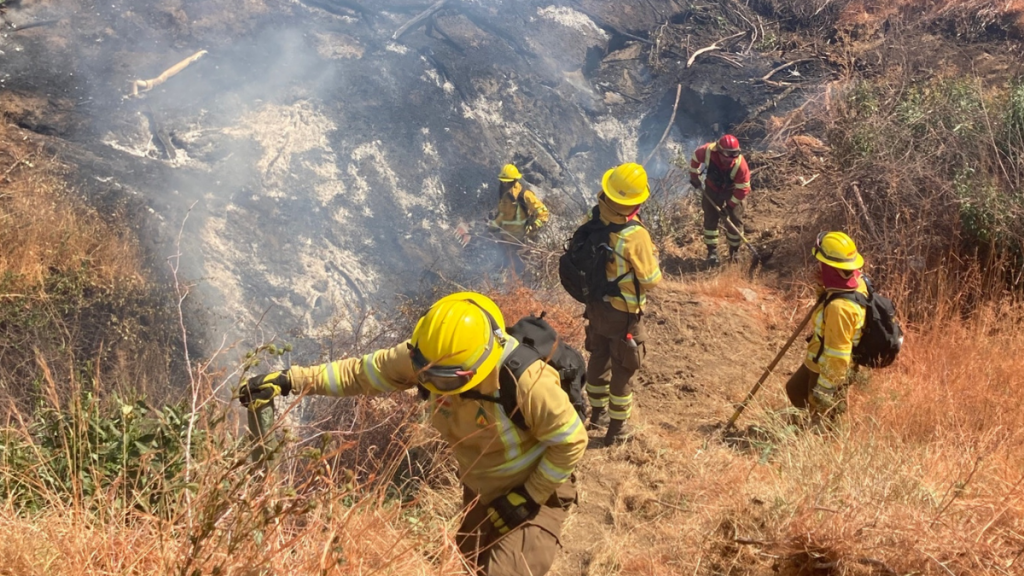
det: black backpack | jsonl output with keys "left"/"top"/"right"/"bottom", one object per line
{"left": 456, "top": 313, "right": 587, "bottom": 430}
{"left": 814, "top": 277, "right": 903, "bottom": 368}
{"left": 558, "top": 205, "right": 640, "bottom": 304}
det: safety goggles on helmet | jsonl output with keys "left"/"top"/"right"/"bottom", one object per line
{"left": 721, "top": 148, "right": 740, "bottom": 158}
{"left": 409, "top": 300, "right": 503, "bottom": 394}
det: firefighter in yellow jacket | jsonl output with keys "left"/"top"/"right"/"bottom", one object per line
{"left": 238, "top": 292, "right": 587, "bottom": 576}
{"left": 785, "top": 231, "right": 867, "bottom": 414}
{"left": 489, "top": 164, "right": 550, "bottom": 242}
{"left": 584, "top": 163, "right": 662, "bottom": 445}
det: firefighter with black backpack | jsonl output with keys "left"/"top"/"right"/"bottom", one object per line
{"left": 785, "top": 231, "right": 902, "bottom": 415}
{"left": 237, "top": 292, "right": 587, "bottom": 576}
{"left": 559, "top": 162, "right": 662, "bottom": 445}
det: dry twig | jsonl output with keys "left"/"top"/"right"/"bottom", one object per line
{"left": 129, "top": 50, "right": 208, "bottom": 97}
{"left": 392, "top": 0, "right": 449, "bottom": 41}
{"left": 761, "top": 58, "right": 816, "bottom": 83}
{"left": 686, "top": 31, "right": 747, "bottom": 68}
{"left": 643, "top": 83, "right": 682, "bottom": 167}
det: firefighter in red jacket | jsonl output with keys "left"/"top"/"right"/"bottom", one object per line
{"left": 689, "top": 135, "right": 751, "bottom": 266}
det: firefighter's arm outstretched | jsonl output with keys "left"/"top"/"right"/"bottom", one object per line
{"left": 515, "top": 362, "right": 588, "bottom": 504}
{"left": 289, "top": 342, "right": 418, "bottom": 397}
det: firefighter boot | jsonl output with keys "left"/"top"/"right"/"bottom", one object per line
{"left": 706, "top": 245, "right": 720, "bottom": 267}
{"left": 605, "top": 419, "right": 634, "bottom": 446}
{"left": 587, "top": 407, "right": 610, "bottom": 431}
{"left": 728, "top": 245, "right": 739, "bottom": 263}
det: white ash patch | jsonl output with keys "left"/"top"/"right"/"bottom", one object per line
{"left": 536, "top": 6, "right": 607, "bottom": 38}
{"left": 224, "top": 100, "right": 338, "bottom": 197}
{"left": 348, "top": 141, "right": 427, "bottom": 212}
{"left": 422, "top": 68, "right": 441, "bottom": 86}
{"left": 460, "top": 95, "right": 505, "bottom": 127}
{"left": 593, "top": 115, "right": 640, "bottom": 163}
{"left": 385, "top": 42, "right": 409, "bottom": 54}
{"left": 313, "top": 31, "right": 364, "bottom": 59}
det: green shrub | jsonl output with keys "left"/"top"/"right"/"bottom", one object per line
{"left": 0, "top": 392, "right": 202, "bottom": 515}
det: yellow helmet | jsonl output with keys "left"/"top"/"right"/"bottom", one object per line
{"left": 498, "top": 164, "right": 522, "bottom": 182}
{"left": 409, "top": 292, "right": 506, "bottom": 395}
{"left": 812, "top": 231, "right": 864, "bottom": 271}
{"left": 601, "top": 162, "right": 650, "bottom": 206}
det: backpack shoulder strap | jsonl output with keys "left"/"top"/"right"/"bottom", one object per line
{"left": 813, "top": 290, "right": 867, "bottom": 363}
{"left": 516, "top": 190, "right": 530, "bottom": 214}
{"left": 497, "top": 345, "right": 543, "bottom": 431}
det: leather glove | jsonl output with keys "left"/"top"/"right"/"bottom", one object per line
{"left": 689, "top": 178, "right": 702, "bottom": 190}
{"left": 808, "top": 384, "right": 836, "bottom": 414}
{"left": 487, "top": 487, "right": 540, "bottom": 534}
{"left": 238, "top": 371, "right": 292, "bottom": 409}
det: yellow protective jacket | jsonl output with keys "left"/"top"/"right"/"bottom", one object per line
{"left": 288, "top": 338, "right": 587, "bottom": 505}
{"left": 598, "top": 197, "right": 662, "bottom": 314}
{"left": 804, "top": 277, "right": 868, "bottom": 390}
{"left": 491, "top": 182, "right": 550, "bottom": 241}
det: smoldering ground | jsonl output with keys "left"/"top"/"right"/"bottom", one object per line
{"left": 0, "top": 0, "right": 776, "bottom": 358}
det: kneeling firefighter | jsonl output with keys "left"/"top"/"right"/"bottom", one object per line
{"left": 785, "top": 232, "right": 867, "bottom": 415}
{"left": 239, "top": 292, "right": 587, "bottom": 576}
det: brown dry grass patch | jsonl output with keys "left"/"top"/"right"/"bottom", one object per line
{"left": 0, "top": 121, "right": 143, "bottom": 292}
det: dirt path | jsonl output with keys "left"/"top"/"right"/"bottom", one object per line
{"left": 551, "top": 274, "right": 809, "bottom": 575}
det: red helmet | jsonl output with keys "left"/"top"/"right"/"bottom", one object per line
{"left": 717, "top": 134, "right": 740, "bottom": 153}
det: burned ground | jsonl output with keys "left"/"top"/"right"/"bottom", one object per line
{"left": 0, "top": 0, "right": 811, "bottom": 354}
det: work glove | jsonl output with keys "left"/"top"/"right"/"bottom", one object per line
{"left": 525, "top": 219, "right": 542, "bottom": 237}
{"left": 689, "top": 178, "right": 702, "bottom": 191}
{"left": 487, "top": 487, "right": 540, "bottom": 535}
{"left": 808, "top": 383, "right": 836, "bottom": 414}
{"left": 238, "top": 371, "right": 292, "bottom": 409}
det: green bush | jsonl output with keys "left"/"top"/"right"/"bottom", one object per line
{"left": 0, "top": 392, "right": 202, "bottom": 515}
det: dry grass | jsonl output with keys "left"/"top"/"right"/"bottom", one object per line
{"left": 572, "top": 292, "right": 1024, "bottom": 576}
{"left": 0, "top": 121, "right": 143, "bottom": 292}
{"left": 841, "top": 0, "right": 1024, "bottom": 39}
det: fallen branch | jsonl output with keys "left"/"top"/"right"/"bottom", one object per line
{"left": 129, "top": 50, "right": 208, "bottom": 97}
{"left": 11, "top": 18, "right": 61, "bottom": 32}
{"left": 761, "top": 58, "right": 815, "bottom": 83}
{"left": 392, "top": 0, "right": 449, "bottom": 41}
{"left": 574, "top": 4, "right": 654, "bottom": 45}
{"left": 708, "top": 52, "right": 743, "bottom": 68}
{"left": 851, "top": 183, "right": 880, "bottom": 240}
{"left": 746, "top": 84, "right": 798, "bottom": 121}
{"left": 686, "top": 30, "right": 747, "bottom": 68}
{"left": 642, "top": 83, "right": 681, "bottom": 167}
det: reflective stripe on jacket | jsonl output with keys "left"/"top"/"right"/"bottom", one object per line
{"left": 689, "top": 142, "right": 752, "bottom": 205}
{"left": 491, "top": 182, "right": 550, "bottom": 240}
{"left": 804, "top": 277, "right": 868, "bottom": 390}
{"left": 597, "top": 197, "right": 662, "bottom": 314}
{"left": 288, "top": 339, "right": 587, "bottom": 505}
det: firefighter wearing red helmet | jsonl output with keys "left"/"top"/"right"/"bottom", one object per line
{"left": 689, "top": 134, "right": 752, "bottom": 266}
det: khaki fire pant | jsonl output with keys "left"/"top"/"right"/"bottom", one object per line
{"left": 584, "top": 300, "right": 645, "bottom": 421}
{"left": 457, "top": 477, "right": 577, "bottom": 576}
